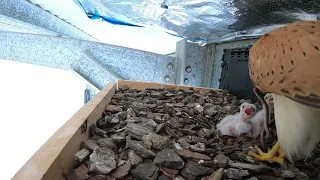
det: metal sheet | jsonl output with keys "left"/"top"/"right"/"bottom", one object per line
{"left": 78, "top": 0, "right": 320, "bottom": 44}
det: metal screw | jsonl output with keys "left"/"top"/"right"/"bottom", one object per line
{"left": 185, "top": 66, "right": 192, "bottom": 73}
{"left": 165, "top": 76, "right": 170, "bottom": 82}
{"left": 184, "top": 78, "right": 189, "bottom": 85}
{"left": 167, "top": 63, "right": 173, "bottom": 69}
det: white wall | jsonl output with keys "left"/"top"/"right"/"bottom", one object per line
{"left": 0, "top": 60, "right": 86, "bottom": 179}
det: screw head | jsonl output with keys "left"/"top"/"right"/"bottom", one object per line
{"left": 167, "top": 63, "right": 173, "bottom": 69}
{"left": 184, "top": 78, "right": 189, "bottom": 85}
{"left": 185, "top": 66, "right": 192, "bottom": 73}
{"left": 165, "top": 76, "right": 170, "bottom": 82}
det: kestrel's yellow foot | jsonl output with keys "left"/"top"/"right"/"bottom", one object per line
{"left": 248, "top": 141, "right": 285, "bottom": 164}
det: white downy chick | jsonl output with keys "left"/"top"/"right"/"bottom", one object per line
{"left": 264, "top": 93, "right": 274, "bottom": 114}
{"left": 216, "top": 102, "right": 257, "bottom": 136}
{"left": 250, "top": 93, "right": 274, "bottom": 138}
{"left": 235, "top": 121, "right": 252, "bottom": 137}
{"left": 234, "top": 103, "right": 257, "bottom": 137}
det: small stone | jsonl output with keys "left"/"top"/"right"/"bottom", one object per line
{"left": 224, "top": 105, "right": 231, "bottom": 110}
{"left": 115, "top": 111, "right": 127, "bottom": 121}
{"left": 194, "top": 103, "right": 204, "bottom": 113}
{"left": 199, "top": 160, "right": 215, "bottom": 167}
{"left": 166, "top": 103, "right": 174, "bottom": 107}
{"left": 95, "top": 127, "right": 108, "bottom": 138}
{"left": 128, "top": 150, "right": 143, "bottom": 167}
{"left": 197, "top": 128, "right": 214, "bottom": 138}
{"left": 174, "top": 176, "right": 185, "bottom": 180}
{"left": 246, "top": 177, "right": 258, "bottom": 180}
{"left": 159, "top": 175, "right": 173, "bottom": 180}
{"left": 154, "top": 149, "right": 185, "bottom": 169}
{"left": 66, "top": 164, "right": 89, "bottom": 180}
{"left": 139, "top": 111, "right": 147, "bottom": 116}
{"left": 120, "top": 150, "right": 128, "bottom": 160}
{"left": 167, "top": 118, "right": 184, "bottom": 129}
{"left": 132, "top": 102, "right": 147, "bottom": 110}
{"left": 111, "top": 133, "right": 126, "bottom": 143}
{"left": 156, "top": 123, "right": 165, "bottom": 133}
{"left": 255, "top": 175, "right": 279, "bottom": 180}
{"left": 126, "top": 123, "right": 154, "bottom": 140}
{"left": 190, "top": 136, "right": 208, "bottom": 144}
{"left": 119, "top": 85, "right": 129, "bottom": 91}
{"left": 106, "top": 105, "right": 122, "bottom": 113}
{"left": 281, "top": 170, "right": 295, "bottom": 178}
{"left": 177, "top": 138, "right": 191, "bottom": 149}
{"left": 207, "top": 168, "right": 224, "bottom": 180}
{"left": 225, "top": 168, "right": 249, "bottom": 179}
{"left": 97, "top": 138, "right": 118, "bottom": 152}
{"left": 133, "top": 162, "right": 159, "bottom": 180}
{"left": 181, "top": 161, "right": 211, "bottom": 180}
{"left": 142, "top": 133, "right": 170, "bottom": 150}
{"left": 110, "top": 117, "right": 120, "bottom": 124}
{"left": 238, "top": 152, "right": 260, "bottom": 164}
{"left": 117, "top": 159, "right": 126, "bottom": 166}
{"left": 174, "top": 143, "right": 183, "bottom": 150}
{"left": 83, "top": 139, "right": 100, "bottom": 151}
{"left": 160, "top": 168, "right": 180, "bottom": 178}
{"left": 175, "top": 102, "right": 185, "bottom": 107}
{"left": 96, "top": 117, "right": 111, "bottom": 129}
{"left": 283, "top": 163, "right": 308, "bottom": 179}
{"left": 126, "top": 139, "right": 157, "bottom": 158}
{"left": 205, "top": 106, "right": 217, "bottom": 116}
{"left": 214, "top": 155, "right": 229, "bottom": 168}
{"left": 88, "top": 175, "right": 111, "bottom": 180}
{"left": 110, "top": 161, "right": 132, "bottom": 179}
{"left": 312, "top": 158, "right": 320, "bottom": 166}
{"left": 228, "top": 162, "right": 270, "bottom": 172}
{"left": 88, "top": 148, "right": 117, "bottom": 174}
{"left": 127, "top": 107, "right": 136, "bottom": 117}
{"left": 176, "top": 149, "right": 211, "bottom": 161}
{"left": 190, "top": 142, "right": 206, "bottom": 152}
{"left": 165, "top": 93, "right": 175, "bottom": 97}
{"left": 140, "top": 118, "right": 158, "bottom": 128}
{"left": 75, "top": 148, "right": 91, "bottom": 162}
{"left": 181, "top": 129, "right": 196, "bottom": 135}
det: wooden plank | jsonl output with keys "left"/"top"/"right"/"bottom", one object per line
{"left": 13, "top": 83, "right": 117, "bottom": 180}
{"left": 117, "top": 80, "right": 222, "bottom": 93}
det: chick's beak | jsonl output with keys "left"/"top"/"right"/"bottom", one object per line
{"left": 244, "top": 107, "right": 252, "bottom": 118}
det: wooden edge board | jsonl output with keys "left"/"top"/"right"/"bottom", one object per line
{"left": 117, "top": 80, "right": 222, "bottom": 92}
{"left": 13, "top": 83, "right": 116, "bottom": 180}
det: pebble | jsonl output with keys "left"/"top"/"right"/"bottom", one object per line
{"left": 133, "top": 162, "right": 159, "bottom": 180}
{"left": 225, "top": 168, "right": 249, "bottom": 179}
{"left": 88, "top": 148, "right": 117, "bottom": 174}
{"left": 176, "top": 149, "right": 211, "bottom": 161}
{"left": 180, "top": 161, "right": 212, "bottom": 180}
{"left": 66, "top": 164, "right": 89, "bottom": 180}
{"left": 214, "top": 154, "right": 229, "bottom": 168}
{"left": 154, "top": 149, "right": 185, "bottom": 169}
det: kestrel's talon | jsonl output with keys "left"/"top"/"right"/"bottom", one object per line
{"left": 249, "top": 141, "right": 285, "bottom": 164}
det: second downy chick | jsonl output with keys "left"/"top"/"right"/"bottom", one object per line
{"left": 250, "top": 93, "right": 274, "bottom": 138}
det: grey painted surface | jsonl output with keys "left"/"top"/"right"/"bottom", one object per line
{"left": 0, "top": 0, "right": 95, "bottom": 41}
{"left": 175, "top": 39, "right": 208, "bottom": 87}
{"left": 210, "top": 39, "right": 258, "bottom": 88}
{"left": 0, "top": 31, "right": 177, "bottom": 89}
{"left": 0, "top": 14, "right": 59, "bottom": 36}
